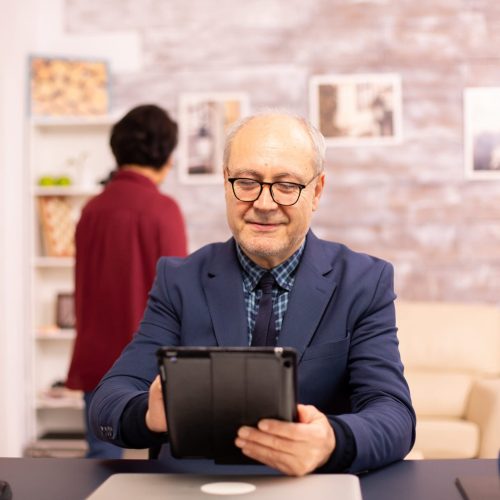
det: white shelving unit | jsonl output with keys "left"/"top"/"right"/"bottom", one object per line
{"left": 27, "top": 115, "right": 116, "bottom": 454}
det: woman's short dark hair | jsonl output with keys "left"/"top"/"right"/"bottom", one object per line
{"left": 110, "top": 104, "right": 178, "bottom": 170}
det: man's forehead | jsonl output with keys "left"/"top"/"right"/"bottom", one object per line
{"left": 231, "top": 115, "right": 314, "bottom": 158}
{"left": 236, "top": 115, "right": 308, "bottom": 140}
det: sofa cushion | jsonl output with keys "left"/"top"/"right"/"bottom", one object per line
{"left": 413, "top": 418, "right": 479, "bottom": 458}
{"left": 396, "top": 301, "right": 500, "bottom": 376}
{"left": 406, "top": 370, "right": 472, "bottom": 417}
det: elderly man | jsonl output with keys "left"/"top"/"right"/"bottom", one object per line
{"left": 90, "top": 111, "right": 415, "bottom": 476}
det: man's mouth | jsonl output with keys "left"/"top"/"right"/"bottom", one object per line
{"left": 246, "top": 220, "right": 282, "bottom": 230}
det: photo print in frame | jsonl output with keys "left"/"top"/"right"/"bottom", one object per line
{"left": 464, "top": 87, "right": 500, "bottom": 179}
{"left": 29, "top": 55, "right": 111, "bottom": 117}
{"left": 177, "top": 92, "right": 250, "bottom": 184}
{"left": 309, "top": 73, "right": 402, "bottom": 146}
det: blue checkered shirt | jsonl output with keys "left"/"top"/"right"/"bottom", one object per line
{"left": 236, "top": 243, "right": 305, "bottom": 345}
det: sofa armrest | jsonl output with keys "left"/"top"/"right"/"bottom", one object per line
{"left": 465, "top": 378, "right": 500, "bottom": 458}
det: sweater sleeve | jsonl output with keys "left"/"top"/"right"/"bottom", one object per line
{"left": 119, "top": 393, "right": 168, "bottom": 449}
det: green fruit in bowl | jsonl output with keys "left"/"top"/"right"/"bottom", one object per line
{"left": 38, "top": 176, "right": 56, "bottom": 186}
{"left": 56, "top": 176, "right": 72, "bottom": 186}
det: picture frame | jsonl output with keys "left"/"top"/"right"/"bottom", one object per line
{"left": 464, "top": 87, "right": 500, "bottom": 180}
{"left": 37, "top": 196, "right": 76, "bottom": 257}
{"left": 29, "top": 55, "right": 111, "bottom": 117}
{"left": 177, "top": 92, "right": 250, "bottom": 184}
{"left": 56, "top": 292, "right": 76, "bottom": 329}
{"left": 309, "top": 73, "right": 402, "bottom": 146}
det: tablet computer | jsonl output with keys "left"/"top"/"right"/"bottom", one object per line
{"left": 156, "top": 346, "right": 297, "bottom": 464}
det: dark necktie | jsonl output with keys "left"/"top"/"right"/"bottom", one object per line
{"left": 251, "top": 272, "right": 277, "bottom": 346}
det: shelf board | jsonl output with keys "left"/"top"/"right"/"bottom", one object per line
{"left": 34, "top": 257, "right": 74, "bottom": 268}
{"left": 30, "top": 115, "right": 117, "bottom": 127}
{"left": 36, "top": 328, "right": 75, "bottom": 340}
{"left": 37, "top": 387, "right": 84, "bottom": 410}
{"left": 36, "top": 387, "right": 84, "bottom": 410}
{"left": 33, "top": 186, "right": 101, "bottom": 196}
{"left": 25, "top": 437, "right": 87, "bottom": 458}
{"left": 36, "top": 395, "right": 84, "bottom": 410}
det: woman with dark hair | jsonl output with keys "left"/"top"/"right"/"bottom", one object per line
{"left": 66, "top": 104, "right": 187, "bottom": 458}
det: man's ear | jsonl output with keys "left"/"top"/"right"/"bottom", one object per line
{"left": 312, "top": 173, "right": 325, "bottom": 211}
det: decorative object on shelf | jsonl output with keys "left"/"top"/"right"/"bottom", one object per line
{"left": 38, "top": 151, "right": 97, "bottom": 190}
{"left": 29, "top": 55, "right": 111, "bottom": 117}
{"left": 309, "top": 73, "right": 402, "bottom": 146}
{"left": 37, "top": 175, "right": 73, "bottom": 186}
{"left": 37, "top": 196, "right": 76, "bottom": 257}
{"left": 56, "top": 293, "right": 76, "bottom": 329}
{"left": 464, "top": 87, "right": 500, "bottom": 180}
{"left": 65, "top": 151, "right": 93, "bottom": 188}
{"left": 178, "top": 92, "right": 250, "bottom": 184}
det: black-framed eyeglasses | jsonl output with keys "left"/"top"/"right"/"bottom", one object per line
{"left": 227, "top": 174, "right": 318, "bottom": 206}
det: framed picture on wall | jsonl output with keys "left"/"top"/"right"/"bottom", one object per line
{"left": 29, "top": 55, "right": 111, "bottom": 117}
{"left": 177, "top": 92, "right": 250, "bottom": 184}
{"left": 464, "top": 87, "right": 500, "bottom": 179}
{"left": 56, "top": 292, "right": 76, "bottom": 329}
{"left": 309, "top": 73, "right": 402, "bottom": 146}
{"left": 37, "top": 196, "right": 76, "bottom": 257}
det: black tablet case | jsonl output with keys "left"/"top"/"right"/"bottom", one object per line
{"left": 157, "top": 347, "right": 297, "bottom": 464}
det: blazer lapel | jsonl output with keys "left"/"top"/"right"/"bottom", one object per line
{"left": 202, "top": 239, "right": 249, "bottom": 347}
{"left": 278, "top": 232, "right": 337, "bottom": 361}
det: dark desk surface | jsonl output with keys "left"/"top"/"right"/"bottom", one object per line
{"left": 0, "top": 457, "right": 497, "bottom": 500}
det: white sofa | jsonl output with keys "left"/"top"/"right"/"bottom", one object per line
{"left": 396, "top": 301, "right": 500, "bottom": 459}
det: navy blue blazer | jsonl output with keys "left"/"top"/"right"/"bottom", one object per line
{"left": 90, "top": 231, "right": 415, "bottom": 473}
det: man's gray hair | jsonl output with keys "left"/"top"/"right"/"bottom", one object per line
{"left": 223, "top": 109, "right": 326, "bottom": 176}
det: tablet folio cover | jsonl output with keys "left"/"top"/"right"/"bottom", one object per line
{"left": 157, "top": 347, "right": 297, "bottom": 464}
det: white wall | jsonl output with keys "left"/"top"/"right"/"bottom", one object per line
{"left": 0, "top": 0, "right": 141, "bottom": 456}
{"left": 0, "top": 0, "right": 34, "bottom": 456}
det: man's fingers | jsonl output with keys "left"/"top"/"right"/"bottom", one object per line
{"left": 238, "top": 440, "right": 298, "bottom": 475}
{"left": 234, "top": 404, "right": 336, "bottom": 476}
{"left": 254, "top": 405, "right": 327, "bottom": 441}
{"left": 236, "top": 435, "right": 319, "bottom": 477}
{"left": 151, "top": 375, "right": 162, "bottom": 397}
{"left": 146, "top": 375, "right": 167, "bottom": 433}
{"left": 237, "top": 426, "right": 297, "bottom": 454}
{"left": 297, "top": 404, "right": 318, "bottom": 423}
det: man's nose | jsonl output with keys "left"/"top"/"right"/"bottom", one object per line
{"left": 253, "top": 184, "right": 278, "bottom": 209}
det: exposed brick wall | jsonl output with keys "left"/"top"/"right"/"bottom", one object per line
{"left": 66, "top": 0, "right": 500, "bottom": 303}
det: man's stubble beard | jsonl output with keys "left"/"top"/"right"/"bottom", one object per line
{"left": 239, "top": 232, "right": 304, "bottom": 262}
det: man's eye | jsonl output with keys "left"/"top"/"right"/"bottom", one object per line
{"left": 275, "top": 183, "right": 298, "bottom": 193}
{"left": 237, "top": 180, "right": 259, "bottom": 189}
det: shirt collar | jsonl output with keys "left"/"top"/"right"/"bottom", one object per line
{"left": 236, "top": 242, "right": 305, "bottom": 292}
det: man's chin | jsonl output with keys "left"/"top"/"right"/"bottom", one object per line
{"left": 240, "top": 239, "right": 285, "bottom": 260}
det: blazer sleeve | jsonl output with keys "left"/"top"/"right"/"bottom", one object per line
{"left": 89, "top": 257, "right": 181, "bottom": 448}
{"left": 332, "top": 262, "right": 416, "bottom": 473}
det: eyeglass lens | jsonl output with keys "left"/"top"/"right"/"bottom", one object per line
{"left": 232, "top": 179, "right": 302, "bottom": 206}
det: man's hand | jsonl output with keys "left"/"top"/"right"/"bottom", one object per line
{"left": 235, "top": 404, "right": 335, "bottom": 476}
{"left": 145, "top": 375, "right": 168, "bottom": 433}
